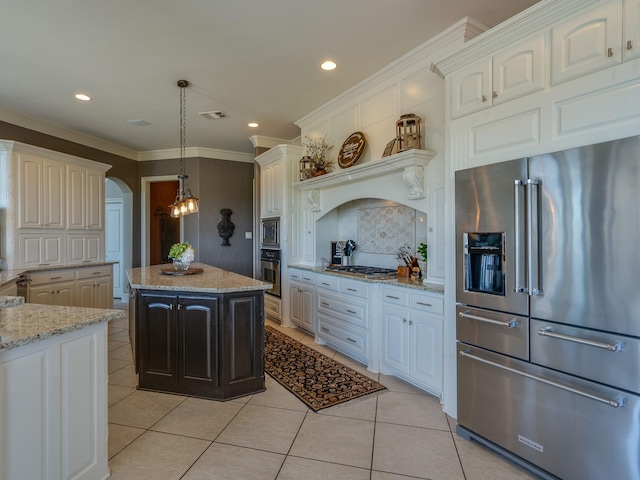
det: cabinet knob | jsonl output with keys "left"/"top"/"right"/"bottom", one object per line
{"left": 608, "top": 47, "right": 613, "bottom": 57}
{"left": 492, "top": 91, "right": 497, "bottom": 99}
{"left": 627, "top": 40, "right": 633, "bottom": 50}
{"left": 403, "top": 318, "right": 407, "bottom": 323}
{"left": 409, "top": 320, "right": 414, "bottom": 326}
{"left": 481, "top": 95, "right": 487, "bottom": 102}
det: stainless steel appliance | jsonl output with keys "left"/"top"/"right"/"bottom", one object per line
{"left": 260, "top": 248, "right": 280, "bottom": 297}
{"left": 260, "top": 217, "right": 279, "bottom": 248}
{"left": 455, "top": 136, "right": 640, "bottom": 480}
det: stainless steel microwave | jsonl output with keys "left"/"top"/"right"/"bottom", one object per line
{"left": 261, "top": 217, "right": 279, "bottom": 248}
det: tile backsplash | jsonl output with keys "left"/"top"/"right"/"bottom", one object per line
{"left": 336, "top": 199, "right": 428, "bottom": 269}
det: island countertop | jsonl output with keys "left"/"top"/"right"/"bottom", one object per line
{"left": 127, "top": 263, "right": 272, "bottom": 294}
{"left": 0, "top": 299, "right": 125, "bottom": 352}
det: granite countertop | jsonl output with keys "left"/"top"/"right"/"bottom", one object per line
{"left": 127, "top": 263, "right": 273, "bottom": 294}
{"left": 0, "top": 298, "right": 125, "bottom": 352}
{"left": 288, "top": 264, "right": 445, "bottom": 295}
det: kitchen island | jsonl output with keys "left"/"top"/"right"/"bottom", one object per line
{"left": 0, "top": 296, "right": 125, "bottom": 480}
{"left": 127, "top": 263, "right": 271, "bottom": 400}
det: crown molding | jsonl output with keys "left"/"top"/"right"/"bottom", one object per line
{"left": 0, "top": 140, "right": 112, "bottom": 171}
{"left": 0, "top": 108, "right": 139, "bottom": 160}
{"left": 295, "top": 17, "right": 488, "bottom": 128}
{"left": 138, "top": 146, "right": 255, "bottom": 163}
{"left": 432, "top": 0, "right": 601, "bottom": 78}
{"left": 248, "top": 135, "right": 297, "bottom": 149}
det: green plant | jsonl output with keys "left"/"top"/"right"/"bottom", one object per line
{"left": 417, "top": 242, "right": 428, "bottom": 262}
{"left": 168, "top": 241, "right": 195, "bottom": 261}
{"left": 303, "top": 134, "right": 334, "bottom": 173}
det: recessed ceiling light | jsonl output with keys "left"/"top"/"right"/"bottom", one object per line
{"left": 74, "top": 93, "right": 92, "bottom": 101}
{"left": 321, "top": 60, "right": 337, "bottom": 71}
{"left": 248, "top": 122, "right": 259, "bottom": 128}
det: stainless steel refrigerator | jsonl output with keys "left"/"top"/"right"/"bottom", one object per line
{"left": 455, "top": 136, "right": 640, "bottom": 480}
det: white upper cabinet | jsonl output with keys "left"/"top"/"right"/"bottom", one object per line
{"left": 624, "top": 0, "right": 640, "bottom": 61}
{"left": 18, "top": 154, "right": 65, "bottom": 229}
{"left": 260, "top": 160, "right": 282, "bottom": 218}
{"left": 551, "top": 2, "right": 621, "bottom": 85}
{"left": 451, "top": 33, "right": 546, "bottom": 118}
{"left": 67, "top": 165, "right": 104, "bottom": 230}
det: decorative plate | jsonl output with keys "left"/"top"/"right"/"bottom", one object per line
{"left": 338, "top": 132, "right": 366, "bottom": 169}
{"left": 161, "top": 268, "right": 204, "bottom": 276}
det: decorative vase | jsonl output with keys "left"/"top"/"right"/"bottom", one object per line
{"left": 417, "top": 260, "right": 427, "bottom": 279}
{"left": 173, "top": 259, "right": 191, "bottom": 271}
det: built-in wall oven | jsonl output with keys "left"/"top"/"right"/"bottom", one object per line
{"left": 261, "top": 217, "right": 279, "bottom": 248}
{"left": 260, "top": 248, "right": 280, "bottom": 298}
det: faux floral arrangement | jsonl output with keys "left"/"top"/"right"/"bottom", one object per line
{"left": 168, "top": 241, "right": 195, "bottom": 263}
{"left": 303, "top": 134, "right": 334, "bottom": 175}
{"left": 417, "top": 242, "right": 428, "bottom": 262}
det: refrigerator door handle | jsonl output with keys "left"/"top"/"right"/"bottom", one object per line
{"left": 459, "top": 350, "right": 624, "bottom": 408}
{"left": 537, "top": 326, "right": 623, "bottom": 352}
{"left": 514, "top": 180, "right": 527, "bottom": 293}
{"left": 458, "top": 311, "right": 518, "bottom": 328}
{"left": 527, "top": 179, "right": 542, "bottom": 295}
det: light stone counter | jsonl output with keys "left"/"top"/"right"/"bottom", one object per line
{"left": 0, "top": 302, "right": 125, "bottom": 352}
{"left": 127, "top": 262, "right": 272, "bottom": 293}
{"left": 288, "top": 264, "right": 445, "bottom": 295}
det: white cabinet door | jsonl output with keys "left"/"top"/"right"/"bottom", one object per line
{"left": 19, "top": 233, "right": 64, "bottom": 268}
{"left": 86, "top": 169, "right": 104, "bottom": 230}
{"left": 67, "top": 164, "right": 86, "bottom": 230}
{"left": 624, "top": 0, "right": 640, "bottom": 61}
{"left": 289, "top": 282, "right": 303, "bottom": 327}
{"left": 17, "top": 154, "right": 43, "bottom": 228}
{"left": 551, "top": 2, "right": 621, "bottom": 85}
{"left": 67, "top": 234, "right": 103, "bottom": 263}
{"left": 408, "top": 312, "right": 443, "bottom": 391}
{"left": 450, "top": 58, "right": 492, "bottom": 118}
{"left": 75, "top": 278, "right": 95, "bottom": 308}
{"left": 29, "top": 284, "right": 55, "bottom": 305}
{"left": 260, "top": 160, "right": 283, "bottom": 217}
{"left": 95, "top": 277, "right": 113, "bottom": 308}
{"left": 493, "top": 33, "right": 546, "bottom": 106}
{"left": 300, "top": 286, "right": 314, "bottom": 331}
{"left": 54, "top": 281, "right": 75, "bottom": 306}
{"left": 43, "top": 159, "right": 65, "bottom": 229}
{"left": 381, "top": 305, "right": 409, "bottom": 372}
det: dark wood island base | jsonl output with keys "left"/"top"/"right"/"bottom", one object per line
{"left": 127, "top": 264, "right": 271, "bottom": 400}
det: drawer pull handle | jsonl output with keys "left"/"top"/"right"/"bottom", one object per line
{"left": 346, "top": 288, "right": 357, "bottom": 292}
{"left": 50, "top": 276, "right": 62, "bottom": 280}
{"left": 386, "top": 295, "right": 400, "bottom": 300}
{"left": 537, "top": 327, "right": 622, "bottom": 352}
{"left": 346, "top": 309, "right": 357, "bottom": 314}
{"left": 92, "top": 271, "right": 102, "bottom": 275}
{"left": 321, "top": 302, "right": 330, "bottom": 307}
{"left": 459, "top": 350, "right": 623, "bottom": 408}
{"left": 416, "top": 301, "right": 433, "bottom": 307}
{"left": 321, "top": 282, "right": 330, "bottom": 286}
{"left": 347, "top": 337, "right": 357, "bottom": 343}
{"left": 321, "top": 327, "right": 330, "bottom": 333}
{"left": 459, "top": 311, "right": 517, "bottom": 328}
{"left": 303, "top": 277, "right": 311, "bottom": 281}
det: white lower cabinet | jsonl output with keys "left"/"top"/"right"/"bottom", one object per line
{"left": 0, "top": 322, "right": 109, "bottom": 480}
{"left": 19, "top": 233, "right": 64, "bottom": 268}
{"left": 26, "top": 269, "right": 76, "bottom": 306}
{"left": 380, "top": 286, "right": 443, "bottom": 395}
{"left": 316, "top": 275, "right": 370, "bottom": 365}
{"left": 75, "top": 266, "right": 113, "bottom": 309}
{"left": 289, "top": 269, "right": 315, "bottom": 333}
{"left": 264, "top": 293, "right": 281, "bottom": 322}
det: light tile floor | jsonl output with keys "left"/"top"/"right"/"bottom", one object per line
{"left": 107, "top": 309, "right": 540, "bottom": 479}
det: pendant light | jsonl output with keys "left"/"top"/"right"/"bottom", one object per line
{"left": 170, "top": 79, "right": 199, "bottom": 218}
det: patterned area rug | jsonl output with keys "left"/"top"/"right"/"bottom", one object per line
{"left": 264, "top": 325, "right": 386, "bottom": 412}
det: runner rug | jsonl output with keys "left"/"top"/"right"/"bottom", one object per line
{"left": 264, "top": 325, "right": 386, "bottom": 412}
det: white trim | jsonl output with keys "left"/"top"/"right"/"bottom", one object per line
{"left": 138, "top": 146, "right": 255, "bottom": 163}
{"left": 249, "top": 135, "right": 297, "bottom": 150}
{"left": 0, "top": 139, "right": 112, "bottom": 171}
{"left": 0, "top": 108, "right": 139, "bottom": 160}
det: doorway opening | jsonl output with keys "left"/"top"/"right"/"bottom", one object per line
{"left": 105, "top": 177, "right": 133, "bottom": 301}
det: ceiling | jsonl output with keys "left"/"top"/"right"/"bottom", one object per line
{"left": 0, "top": 0, "right": 540, "bottom": 158}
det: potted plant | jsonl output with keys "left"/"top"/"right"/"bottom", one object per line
{"left": 417, "top": 242, "right": 428, "bottom": 279}
{"left": 169, "top": 241, "right": 195, "bottom": 271}
{"left": 303, "top": 134, "right": 334, "bottom": 176}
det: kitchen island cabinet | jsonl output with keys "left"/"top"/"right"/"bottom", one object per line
{"left": 127, "top": 263, "right": 271, "bottom": 400}
{"left": 0, "top": 297, "right": 124, "bottom": 480}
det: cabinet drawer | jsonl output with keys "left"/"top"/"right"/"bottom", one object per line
{"left": 76, "top": 265, "right": 112, "bottom": 279}
{"left": 318, "top": 293, "right": 368, "bottom": 328}
{"left": 264, "top": 294, "right": 281, "bottom": 320}
{"left": 381, "top": 287, "right": 410, "bottom": 306}
{"left": 316, "top": 275, "right": 339, "bottom": 291}
{"left": 29, "top": 269, "right": 75, "bottom": 286}
{"left": 411, "top": 292, "right": 443, "bottom": 315}
{"left": 340, "top": 279, "right": 369, "bottom": 298}
{"left": 289, "top": 269, "right": 314, "bottom": 284}
{"left": 317, "top": 315, "right": 367, "bottom": 358}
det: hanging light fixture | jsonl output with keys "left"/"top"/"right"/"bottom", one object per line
{"left": 170, "top": 79, "right": 199, "bottom": 218}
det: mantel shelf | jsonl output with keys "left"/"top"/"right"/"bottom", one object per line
{"left": 294, "top": 149, "right": 436, "bottom": 192}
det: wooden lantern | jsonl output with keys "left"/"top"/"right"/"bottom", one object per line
{"left": 299, "top": 156, "right": 312, "bottom": 181}
{"left": 396, "top": 114, "right": 422, "bottom": 152}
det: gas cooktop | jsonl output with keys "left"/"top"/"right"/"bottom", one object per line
{"left": 324, "top": 265, "right": 397, "bottom": 279}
